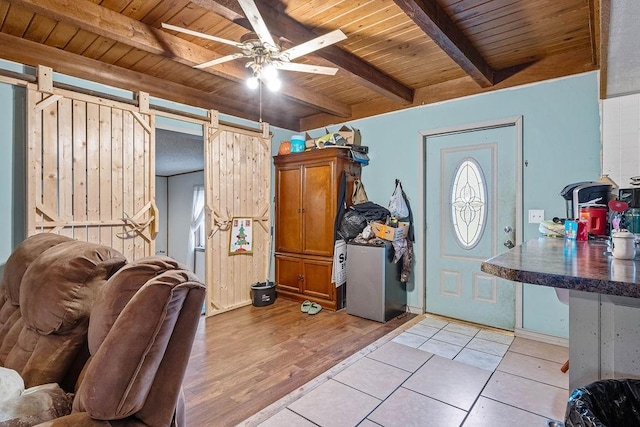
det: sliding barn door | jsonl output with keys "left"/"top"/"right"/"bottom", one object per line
{"left": 26, "top": 85, "right": 157, "bottom": 260}
{"left": 204, "top": 122, "right": 271, "bottom": 315}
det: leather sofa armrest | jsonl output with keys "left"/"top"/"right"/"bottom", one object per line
{"left": 0, "top": 383, "right": 72, "bottom": 426}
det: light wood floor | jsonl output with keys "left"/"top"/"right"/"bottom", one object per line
{"left": 183, "top": 298, "right": 415, "bottom": 426}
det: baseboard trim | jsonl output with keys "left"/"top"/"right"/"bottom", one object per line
{"left": 515, "top": 327, "right": 569, "bottom": 347}
{"left": 407, "top": 305, "right": 423, "bottom": 314}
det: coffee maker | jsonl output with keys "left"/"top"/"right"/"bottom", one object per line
{"left": 560, "top": 181, "right": 612, "bottom": 219}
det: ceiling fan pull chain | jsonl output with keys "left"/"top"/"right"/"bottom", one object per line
{"left": 259, "top": 79, "right": 263, "bottom": 123}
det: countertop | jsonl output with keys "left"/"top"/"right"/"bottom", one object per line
{"left": 481, "top": 237, "right": 640, "bottom": 299}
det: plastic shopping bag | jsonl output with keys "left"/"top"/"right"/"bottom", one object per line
{"left": 389, "top": 181, "right": 409, "bottom": 218}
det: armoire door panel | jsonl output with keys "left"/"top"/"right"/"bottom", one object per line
{"left": 275, "top": 255, "right": 302, "bottom": 293}
{"left": 301, "top": 258, "right": 334, "bottom": 300}
{"left": 275, "top": 167, "right": 302, "bottom": 253}
{"left": 302, "top": 163, "right": 335, "bottom": 256}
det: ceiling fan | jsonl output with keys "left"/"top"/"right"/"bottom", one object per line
{"left": 162, "top": 0, "right": 347, "bottom": 91}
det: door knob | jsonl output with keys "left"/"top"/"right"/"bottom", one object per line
{"left": 504, "top": 226, "right": 512, "bottom": 233}
{"left": 504, "top": 239, "right": 515, "bottom": 249}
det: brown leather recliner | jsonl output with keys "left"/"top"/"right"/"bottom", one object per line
{"left": 0, "top": 233, "right": 73, "bottom": 362}
{"left": 0, "top": 235, "right": 127, "bottom": 425}
{"left": 38, "top": 256, "right": 206, "bottom": 427}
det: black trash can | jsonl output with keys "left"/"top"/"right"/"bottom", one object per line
{"left": 251, "top": 282, "right": 276, "bottom": 307}
{"left": 565, "top": 379, "right": 640, "bottom": 426}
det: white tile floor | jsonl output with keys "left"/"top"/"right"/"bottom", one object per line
{"left": 241, "top": 314, "right": 570, "bottom": 427}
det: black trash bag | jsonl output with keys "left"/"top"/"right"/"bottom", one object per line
{"left": 565, "top": 379, "right": 640, "bottom": 427}
{"left": 339, "top": 209, "right": 368, "bottom": 240}
{"left": 350, "top": 202, "right": 390, "bottom": 223}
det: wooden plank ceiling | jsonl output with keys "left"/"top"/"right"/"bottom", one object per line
{"left": 0, "top": 0, "right": 600, "bottom": 131}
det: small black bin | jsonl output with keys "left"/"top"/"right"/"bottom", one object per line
{"left": 565, "top": 379, "right": 640, "bottom": 427}
{"left": 251, "top": 282, "right": 276, "bottom": 307}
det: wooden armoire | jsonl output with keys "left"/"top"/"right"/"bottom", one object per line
{"left": 274, "top": 148, "right": 361, "bottom": 310}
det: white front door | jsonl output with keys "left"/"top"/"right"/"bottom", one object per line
{"left": 423, "top": 118, "right": 522, "bottom": 330}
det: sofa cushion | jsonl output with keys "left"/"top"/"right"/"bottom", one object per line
{"left": 87, "top": 256, "right": 187, "bottom": 354}
{"left": 20, "top": 241, "right": 126, "bottom": 335}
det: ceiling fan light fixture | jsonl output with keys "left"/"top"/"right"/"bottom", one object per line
{"left": 266, "top": 77, "right": 281, "bottom": 92}
{"left": 246, "top": 75, "right": 260, "bottom": 90}
{"left": 262, "top": 63, "right": 278, "bottom": 80}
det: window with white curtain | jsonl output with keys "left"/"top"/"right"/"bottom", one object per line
{"left": 192, "top": 185, "right": 206, "bottom": 249}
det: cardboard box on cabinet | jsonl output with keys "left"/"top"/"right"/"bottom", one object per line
{"left": 371, "top": 222, "right": 409, "bottom": 241}
{"left": 304, "top": 132, "right": 316, "bottom": 149}
{"left": 337, "top": 125, "right": 361, "bottom": 146}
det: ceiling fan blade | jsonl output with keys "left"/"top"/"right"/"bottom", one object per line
{"left": 195, "top": 53, "right": 245, "bottom": 69}
{"left": 161, "top": 23, "right": 241, "bottom": 48}
{"left": 281, "top": 30, "right": 347, "bottom": 61}
{"left": 237, "top": 0, "right": 277, "bottom": 50}
{"left": 277, "top": 62, "right": 339, "bottom": 76}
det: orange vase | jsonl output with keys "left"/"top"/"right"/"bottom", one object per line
{"left": 278, "top": 141, "right": 291, "bottom": 155}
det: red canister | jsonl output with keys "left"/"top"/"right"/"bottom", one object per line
{"left": 579, "top": 207, "right": 608, "bottom": 236}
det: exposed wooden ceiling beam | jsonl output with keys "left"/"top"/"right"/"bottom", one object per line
{"left": 392, "top": 0, "right": 494, "bottom": 87}
{"left": 8, "top": 0, "right": 350, "bottom": 118}
{"left": 0, "top": 32, "right": 300, "bottom": 130}
{"left": 595, "top": 0, "right": 610, "bottom": 99}
{"left": 300, "top": 46, "right": 598, "bottom": 130}
{"left": 190, "top": 0, "right": 415, "bottom": 104}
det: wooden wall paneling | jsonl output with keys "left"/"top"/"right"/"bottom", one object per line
{"left": 232, "top": 131, "right": 242, "bottom": 307}
{"left": 206, "top": 127, "right": 224, "bottom": 313}
{"left": 25, "top": 87, "right": 40, "bottom": 236}
{"left": 57, "top": 97, "right": 73, "bottom": 238}
{"left": 204, "top": 121, "right": 271, "bottom": 316}
{"left": 72, "top": 99, "right": 87, "bottom": 242}
{"left": 122, "top": 110, "right": 135, "bottom": 258}
{"left": 215, "top": 129, "right": 228, "bottom": 310}
{"left": 147, "top": 113, "right": 156, "bottom": 255}
{"left": 111, "top": 108, "right": 124, "bottom": 254}
{"left": 86, "top": 102, "right": 101, "bottom": 244}
{"left": 225, "top": 130, "right": 234, "bottom": 309}
{"left": 41, "top": 94, "right": 59, "bottom": 233}
{"left": 133, "top": 112, "right": 146, "bottom": 259}
{"left": 25, "top": 84, "right": 156, "bottom": 260}
{"left": 99, "top": 105, "right": 113, "bottom": 248}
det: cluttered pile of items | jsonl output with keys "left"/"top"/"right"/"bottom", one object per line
{"left": 277, "top": 126, "right": 370, "bottom": 165}
{"left": 337, "top": 179, "right": 414, "bottom": 283}
{"left": 538, "top": 178, "right": 639, "bottom": 259}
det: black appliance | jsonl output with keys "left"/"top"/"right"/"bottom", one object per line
{"left": 618, "top": 188, "right": 640, "bottom": 209}
{"left": 560, "top": 182, "right": 612, "bottom": 219}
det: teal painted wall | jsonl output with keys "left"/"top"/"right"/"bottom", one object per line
{"left": 309, "top": 72, "right": 601, "bottom": 338}
{"left": 0, "top": 55, "right": 600, "bottom": 337}
{"left": 0, "top": 81, "right": 25, "bottom": 267}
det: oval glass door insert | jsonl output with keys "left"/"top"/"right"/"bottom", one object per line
{"left": 451, "top": 158, "right": 487, "bottom": 249}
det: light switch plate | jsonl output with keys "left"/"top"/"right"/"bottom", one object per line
{"left": 528, "top": 209, "right": 544, "bottom": 224}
